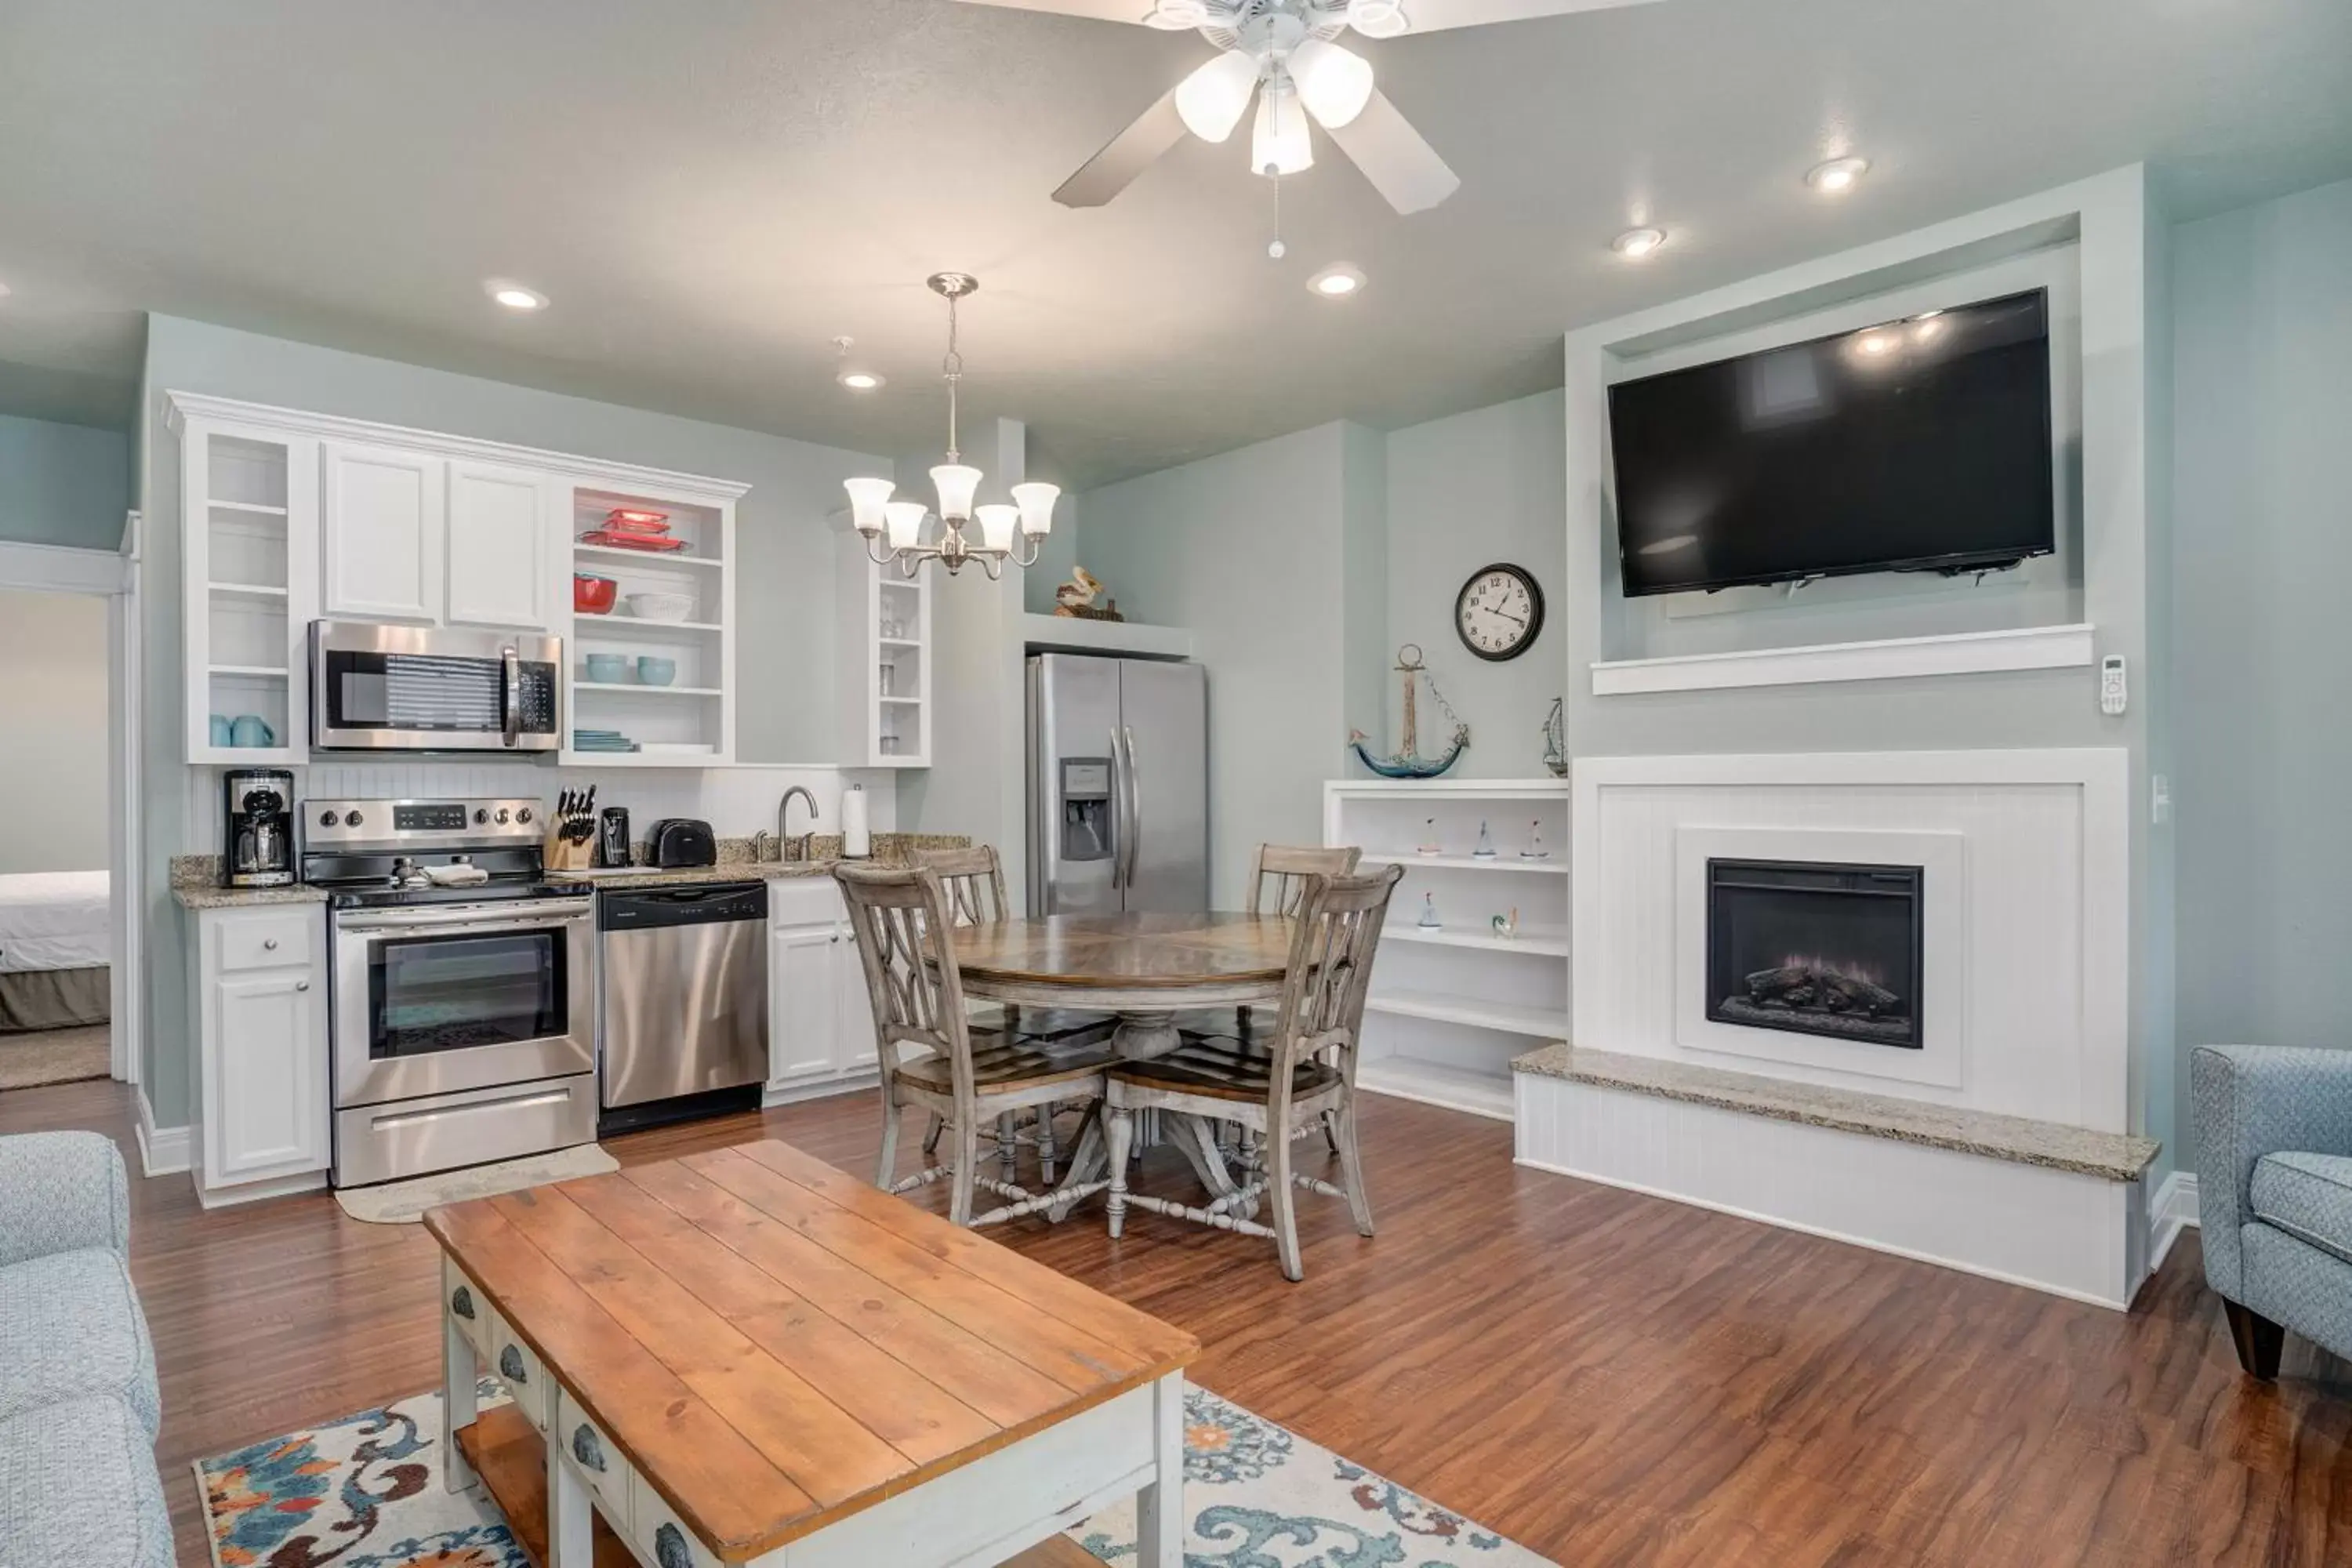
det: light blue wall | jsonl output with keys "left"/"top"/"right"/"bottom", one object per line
{"left": 2172, "top": 177, "right": 2352, "bottom": 1167}
{"left": 136, "top": 314, "right": 891, "bottom": 1124}
{"left": 0, "top": 413, "right": 129, "bottom": 550}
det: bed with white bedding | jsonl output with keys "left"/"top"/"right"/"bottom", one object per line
{"left": 0, "top": 871, "right": 111, "bottom": 1031}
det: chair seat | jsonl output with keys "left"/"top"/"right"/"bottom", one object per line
{"left": 1109, "top": 1036, "right": 1341, "bottom": 1105}
{"left": 898, "top": 1033, "right": 1117, "bottom": 1096}
{"left": 0, "top": 1249, "right": 159, "bottom": 1437}
{"left": 2250, "top": 1151, "right": 2352, "bottom": 1267}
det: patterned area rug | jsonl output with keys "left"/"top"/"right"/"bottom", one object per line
{"left": 197, "top": 1383, "right": 1555, "bottom": 1567}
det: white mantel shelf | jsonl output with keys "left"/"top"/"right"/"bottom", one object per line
{"left": 1590, "top": 622, "right": 2096, "bottom": 696}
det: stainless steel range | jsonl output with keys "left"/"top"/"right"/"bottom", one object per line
{"left": 306, "top": 797, "right": 596, "bottom": 1188}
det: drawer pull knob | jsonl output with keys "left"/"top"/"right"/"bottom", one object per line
{"left": 449, "top": 1285, "right": 475, "bottom": 1320}
{"left": 295, "top": 981, "right": 310, "bottom": 993}
{"left": 655, "top": 1523, "right": 692, "bottom": 1568}
{"left": 263, "top": 938, "right": 279, "bottom": 950}
{"left": 499, "top": 1345, "right": 527, "bottom": 1383}
{"left": 571, "top": 1423, "right": 605, "bottom": 1472}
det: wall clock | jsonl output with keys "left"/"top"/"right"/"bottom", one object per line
{"left": 1455, "top": 563, "right": 1544, "bottom": 662}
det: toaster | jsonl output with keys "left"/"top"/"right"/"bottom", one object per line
{"left": 644, "top": 818, "right": 717, "bottom": 869}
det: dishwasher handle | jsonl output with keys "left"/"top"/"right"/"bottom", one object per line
{"left": 597, "top": 881, "right": 769, "bottom": 931}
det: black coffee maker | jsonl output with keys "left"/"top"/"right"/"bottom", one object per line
{"left": 222, "top": 768, "right": 296, "bottom": 888}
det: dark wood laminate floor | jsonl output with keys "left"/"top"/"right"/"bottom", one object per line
{"left": 9, "top": 1076, "right": 2350, "bottom": 1567}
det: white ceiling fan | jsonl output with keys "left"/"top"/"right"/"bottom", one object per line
{"left": 956, "top": 0, "right": 1665, "bottom": 214}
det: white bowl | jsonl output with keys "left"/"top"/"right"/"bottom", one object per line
{"left": 624, "top": 591, "right": 695, "bottom": 622}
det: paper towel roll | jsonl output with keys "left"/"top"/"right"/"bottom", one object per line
{"left": 840, "top": 783, "right": 871, "bottom": 859}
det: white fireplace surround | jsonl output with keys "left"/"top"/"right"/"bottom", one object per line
{"left": 1571, "top": 748, "right": 2130, "bottom": 1129}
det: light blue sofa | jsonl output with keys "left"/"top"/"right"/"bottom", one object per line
{"left": 2194, "top": 1044, "right": 2352, "bottom": 1377}
{"left": 0, "top": 1131, "right": 173, "bottom": 1566}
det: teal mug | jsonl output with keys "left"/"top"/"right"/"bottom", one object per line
{"left": 209, "top": 714, "right": 234, "bottom": 748}
{"left": 230, "top": 714, "right": 275, "bottom": 749}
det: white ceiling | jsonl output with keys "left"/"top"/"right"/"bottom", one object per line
{"left": 0, "top": 0, "right": 2345, "bottom": 486}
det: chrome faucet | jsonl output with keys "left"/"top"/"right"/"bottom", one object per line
{"left": 775, "top": 786, "right": 819, "bottom": 862}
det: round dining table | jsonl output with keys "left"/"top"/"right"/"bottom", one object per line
{"left": 942, "top": 910, "right": 1294, "bottom": 1215}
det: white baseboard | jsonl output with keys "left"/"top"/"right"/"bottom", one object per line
{"left": 2148, "top": 1171, "right": 2200, "bottom": 1272}
{"left": 761, "top": 1071, "right": 880, "bottom": 1109}
{"left": 134, "top": 1090, "right": 191, "bottom": 1178}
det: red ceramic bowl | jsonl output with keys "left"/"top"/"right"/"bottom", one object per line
{"left": 573, "top": 573, "right": 618, "bottom": 615}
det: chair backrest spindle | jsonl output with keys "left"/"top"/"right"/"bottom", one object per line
{"left": 1248, "top": 844, "right": 1362, "bottom": 918}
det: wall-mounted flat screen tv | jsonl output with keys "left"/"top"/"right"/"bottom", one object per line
{"left": 1609, "top": 289, "right": 2056, "bottom": 597}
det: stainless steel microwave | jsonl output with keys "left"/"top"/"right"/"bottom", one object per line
{"left": 310, "top": 621, "right": 563, "bottom": 753}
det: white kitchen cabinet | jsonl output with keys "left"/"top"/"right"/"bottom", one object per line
{"left": 768, "top": 922, "right": 846, "bottom": 1087}
{"left": 322, "top": 440, "right": 446, "bottom": 622}
{"left": 446, "top": 460, "right": 552, "bottom": 630}
{"left": 833, "top": 933, "right": 877, "bottom": 1071}
{"left": 192, "top": 904, "right": 331, "bottom": 1204}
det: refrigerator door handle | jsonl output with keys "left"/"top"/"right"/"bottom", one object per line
{"left": 1121, "top": 724, "right": 1142, "bottom": 892}
{"left": 1109, "top": 724, "right": 1128, "bottom": 891}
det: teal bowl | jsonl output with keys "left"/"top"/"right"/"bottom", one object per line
{"left": 635, "top": 656, "right": 677, "bottom": 688}
{"left": 584, "top": 654, "right": 631, "bottom": 684}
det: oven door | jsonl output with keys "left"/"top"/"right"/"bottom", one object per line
{"left": 332, "top": 898, "right": 596, "bottom": 1109}
{"left": 311, "top": 621, "right": 562, "bottom": 753}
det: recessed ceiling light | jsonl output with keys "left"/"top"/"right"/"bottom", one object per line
{"left": 1308, "top": 264, "right": 1366, "bottom": 299}
{"left": 1611, "top": 227, "right": 1667, "bottom": 259}
{"left": 485, "top": 281, "right": 548, "bottom": 311}
{"left": 1806, "top": 156, "right": 1871, "bottom": 194}
{"left": 838, "top": 370, "right": 885, "bottom": 391}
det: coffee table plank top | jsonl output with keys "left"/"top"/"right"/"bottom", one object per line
{"left": 946, "top": 911, "right": 1291, "bottom": 989}
{"left": 425, "top": 1138, "right": 1198, "bottom": 1563}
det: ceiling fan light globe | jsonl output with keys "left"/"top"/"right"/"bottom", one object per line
{"left": 1175, "top": 49, "right": 1261, "bottom": 143}
{"left": 1011, "top": 482, "right": 1061, "bottom": 536}
{"left": 1347, "top": 0, "right": 1410, "bottom": 39}
{"left": 1289, "top": 37, "right": 1374, "bottom": 128}
{"left": 844, "top": 477, "right": 895, "bottom": 537}
{"left": 1251, "top": 82, "right": 1315, "bottom": 176}
{"left": 884, "top": 501, "right": 928, "bottom": 550}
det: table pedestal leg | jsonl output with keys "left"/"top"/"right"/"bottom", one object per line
{"left": 1110, "top": 1014, "right": 1182, "bottom": 1060}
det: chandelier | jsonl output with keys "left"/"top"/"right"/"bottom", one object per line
{"left": 844, "top": 273, "right": 1057, "bottom": 579}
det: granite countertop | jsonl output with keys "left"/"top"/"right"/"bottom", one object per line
{"left": 1513, "top": 1041, "right": 2161, "bottom": 1181}
{"left": 173, "top": 883, "right": 331, "bottom": 910}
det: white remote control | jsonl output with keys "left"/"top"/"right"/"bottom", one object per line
{"left": 2100, "top": 655, "right": 2127, "bottom": 716}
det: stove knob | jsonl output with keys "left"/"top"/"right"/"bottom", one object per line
{"left": 495, "top": 808, "right": 511, "bottom": 825}
{"left": 516, "top": 808, "right": 534, "bottom": 825}
{"left": 474, "top": 809, "right": 490, "bottom": 825}
{"left": 319, "top": 811, "right": 337, "bottom": 828}
{"left": 344, "top": 810, "right": 364, "bottom": 828}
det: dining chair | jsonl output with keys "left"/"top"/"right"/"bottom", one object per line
{"left": 1235, "top": 844, "right": 1361, "bottom": 1040}
{"left": 835, "top": 863, "right": 1116, "bottom": 1227}
{"left": 915, "top": 844, "right": 1112, "bottom": 1181}
{"left": 1101, "top": 864, "right": 1403, "bottom": 1280}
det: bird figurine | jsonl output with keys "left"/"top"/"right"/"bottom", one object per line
{"left": 1054, "top": 565, "right": 1120, "bottom": 620}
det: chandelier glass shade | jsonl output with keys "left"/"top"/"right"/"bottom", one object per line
{"left": 844, "top": 274, "right": 1057, "bottom": 579}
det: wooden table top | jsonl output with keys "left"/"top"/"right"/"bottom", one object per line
{"left": 424, "top": 1138, "right": 1198, "bottom": 1563}
{"left": 945, "top": 911, "right": 1291, "bottom": 989}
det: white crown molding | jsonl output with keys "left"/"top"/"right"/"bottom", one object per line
{"left": 1590, "top": 622, "right": 2096, "bottom": 696}
{"left": 162, "top": 390, "right": 753, "bottom": 503}
{"left": 0, "top": 539, "right": 133, "bottom": 596}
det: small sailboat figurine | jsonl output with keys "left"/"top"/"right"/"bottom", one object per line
{"left": 1472, "top": 820, "right": 1497, "bottom": 858}
{"left": 1521, "top": 820, "right": 1550, "bottom": 860}
{"left": 1348, "top": 644, "right": 1470, "bottom": 779}
{"left": 1417, "top": 891, "right": 1443, "bottom": 930}
{"left": 1417, "top": 818, "right": 1443, "bottom": 856}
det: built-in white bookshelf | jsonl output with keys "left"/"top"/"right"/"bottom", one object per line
{"left": 837, "top": 536, "right": 931, "bottom": 768}
{"left": 181, "top": 424, "right": 318, "bottom": 764}
{"left": 559, "top": 484, "right": 737, "bottom": 766}
{"left": 1326, "top": 777, "right": 1571, "bottom": 1121}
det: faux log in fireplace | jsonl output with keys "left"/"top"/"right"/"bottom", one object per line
{"left": 1706, "top": 858, "right": 1923, "bottom": 1048}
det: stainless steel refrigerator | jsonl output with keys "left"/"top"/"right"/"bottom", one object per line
{"left": 1026, "top": 653, "right": 1208, "bottom": 916}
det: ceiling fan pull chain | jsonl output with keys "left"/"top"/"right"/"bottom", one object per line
{"left": 1268, "top": 165, "right": 1287, "bottom": 260}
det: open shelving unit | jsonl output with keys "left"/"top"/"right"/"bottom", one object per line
{"left": 181, "top": 425, "right": 318, "bottom": 764}
{"left": 560, "top": 485, "right": 736, "bottom": 765}
{"left": 1327, "top": 777, "right": 1572, "bottom": 1122}
{"left": 837, "top": 534, "right": 931, "bottom": 768}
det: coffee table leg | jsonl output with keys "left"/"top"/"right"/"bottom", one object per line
{"left": 551, "top": 1433, "right": 594, "bottom": 1566}
{"left": 1136, "top": 1370, "right": 1185, "bottom": 1567}
{"left": 443, "top": 1314, "right": 477, "bottom": 1494}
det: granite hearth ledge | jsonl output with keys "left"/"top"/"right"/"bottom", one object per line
{"left": 1512, "top": 1043, "right": 2160, "bottom": 1181}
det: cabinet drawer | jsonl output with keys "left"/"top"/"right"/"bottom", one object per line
{"left": 441, "top": 1257, "right": 489, "bottom": 1358}
{"left": 632, "top": 1474, "right": 724, "bottom": 1568}
{"left": 556, "top": 1390, "right": 635, "bottom": 1535}
{"left": 767, "top": 878, "right": 844, "bottom": 929}
{"left": 487, "top": 1314, "right": 551, "bottom": 1432}
{"left": 216, "top": 910, "right": 318, "bottom": 972}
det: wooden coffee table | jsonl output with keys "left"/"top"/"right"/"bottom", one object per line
{"left": 426, "top": 1138, "right": 1198, "bottom": 1568}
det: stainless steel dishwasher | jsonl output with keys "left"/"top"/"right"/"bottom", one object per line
{"left": 597, "top": 881, "right": 768, "bottom": 1134}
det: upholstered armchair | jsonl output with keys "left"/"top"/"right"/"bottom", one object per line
{"left": 2192, "top": 1045, "right": 2352, "bottom": 1377}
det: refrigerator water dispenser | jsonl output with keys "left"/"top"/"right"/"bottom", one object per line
{"left": 1060, "top": 758, "right": 1115, "bottom": 861}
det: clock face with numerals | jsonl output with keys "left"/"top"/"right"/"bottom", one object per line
{"left": 1455, "top": 564, "right": 1544, "bottom": 662}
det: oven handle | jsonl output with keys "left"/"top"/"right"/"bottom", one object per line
{"left": 336, "top": 897, "right": 594, "bottom": 935}
{"left": 502, "top": 644, "right": 522, "bottom": 750}
{"left": 368, "top": 1086, "right": 573, "bottom": 1133}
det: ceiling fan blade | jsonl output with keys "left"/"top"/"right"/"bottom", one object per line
{"left": 1054, "top": 88, "right": 1190, "bottom": 207}
{"left": 1323, "top": 89, "right": 1461, "bottom": 214}
{"left": 1381, "top": 0, "right": 1665, "bottom": 34}
{"left": 951, "top": 0, "right": 1162, "bottom": 21}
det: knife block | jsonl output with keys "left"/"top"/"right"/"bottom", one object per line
{"left": 543, "top": 831, "right": 596, "bottom": 873}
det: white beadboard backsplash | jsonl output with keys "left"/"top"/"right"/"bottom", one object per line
{"left": 188, "top": 762, "right": 895, "bottom": 850}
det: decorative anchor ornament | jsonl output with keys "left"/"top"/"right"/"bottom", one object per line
{"left": 1347, "top": 644, "right": 1469, "bottom": 779}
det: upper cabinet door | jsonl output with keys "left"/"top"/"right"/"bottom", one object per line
{"left": 446, "top": 460, "right": 551, "bottom": 630}
{"left": 321, "top": 441, "right": 445, "bottom": 622}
